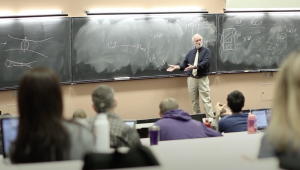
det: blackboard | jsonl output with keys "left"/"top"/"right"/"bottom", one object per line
{"left": 218, "top": 13, "right": 300, "bottom": 73}
{"left": 0, "top": 17, "right": 72, "bottom": 90}
{"left": 72, "top": 13, "right": 217, "bottom": 83}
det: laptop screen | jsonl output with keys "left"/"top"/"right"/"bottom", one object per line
{"left": 123, "top": 120, "right": 136, "bottom": 129}
{"left": 251, "top": 109, "right": 271, "bottom": 129}
{"left": 1, "top": 117, "right": 19, "bottom": 158}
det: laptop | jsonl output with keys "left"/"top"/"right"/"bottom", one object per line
{"left": 123, "top": 120, "right": 137, "bottom": 129}
{"left": 250, "top": 108, "right": 271, "bottom": 130}
{"left": 0, "top": 117, "right": 19, "bottom": 159}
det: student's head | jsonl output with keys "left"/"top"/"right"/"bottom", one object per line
{"left": 73, "top": 109, "right": 87, "bottom": 119}
{"left": 227, "top": 90, "right": 245, "bottom": 113}
{"left": 268, "top": 51, "right": 300, "bottom": 153}
{"left": 18, "top": 67, "right": 63, "bottom": 121}
{"left": 11, "top": 67, "right": 70, "bottom": 163}
{"left": 92, "top": 85, "right": 117, "bottom": 113}
{"left": 159, "top": 98, "right": 179, "bottom": 117}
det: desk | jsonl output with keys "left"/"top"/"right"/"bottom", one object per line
{"left": 136, "top": 123, "right": 154, "bottom": 129}
{"left": 143, "top": 133, "right": 279, "bottom": 170}
{"left": 0, "top": 160, "right": 82, "bottom": 170}
{"left": 141, "top": 131, "right": 263, "bottom": 145}
{"left": 0, "top": 132, "right": 280, "bottom": 170}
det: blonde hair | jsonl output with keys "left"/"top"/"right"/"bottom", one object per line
{"left": 73, "top": 109, "right": 87, "bottom": 118}
{"left": 159, "top": 98, "right": 179, "bottom": 114}
{"left": 267, "top": 51, "right": 300, "bottom": 154}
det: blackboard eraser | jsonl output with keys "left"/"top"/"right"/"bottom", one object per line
{"left": 244, "top": 70, "right": 249, "bottom": 72}
{"left": 114, "top": 77, "right": 130, "bottom": 81}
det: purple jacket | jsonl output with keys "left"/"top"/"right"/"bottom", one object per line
{"left": 154, "top": 109, "right": 222, "bottom": 141}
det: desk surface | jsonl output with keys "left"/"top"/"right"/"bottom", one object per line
{"left": 0, "top": 132, "right": 281, "bottom": 170}
{"left": 144, "top": 132, "right": 279, "bottom": 170}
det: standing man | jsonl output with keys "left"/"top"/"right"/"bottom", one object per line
{"left": 167, "top": 34, "right": 214, "bottom": 117}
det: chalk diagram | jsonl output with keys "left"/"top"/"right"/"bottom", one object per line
{"left": 3, "top": 34, "right": 52, "bottom": 69}
{"left": 5, "top": 34, "right": 52, "bottom": 58}
{"left": 5, "top": 59, "right": 37, "bottom": 69}
{"left": 108, "top": 34, "right": 166, "bottom": 71}
{"left": 221, "top": 28, "right": 237, "bottom": 51}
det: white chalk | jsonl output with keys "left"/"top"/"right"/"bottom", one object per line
{"left": 114, "top": 77, "right": 130, "bottom": 80}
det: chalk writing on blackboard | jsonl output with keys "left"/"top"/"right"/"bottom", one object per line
{"left": 5, "top": 34, "right": 52, "bottom": 58}
{"left": 107, "top": 33, "right": 166, "bottom": 71}
{"left": 5, "top": 59, "right": 37, "bottom": 69}
{"left": 108, "top": 42, "right": 147, "bottom": 51}
{"left": 222, "top": 28, "right": 237, "bottom": 51}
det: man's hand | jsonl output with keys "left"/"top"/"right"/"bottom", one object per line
{"left": 215, "top": 102, "right": 226, "bottom": 116}
{"left": 215, "top": 102, "right": 227, "bottom": 121}
{"left": 184, "top": 64, "right": 196, "bottom": 71}
{"left": 221, "top": 107, "right": 232, "bottom": 116}
{"left": 167, "top": 65, "right": 180, "bottom": 72}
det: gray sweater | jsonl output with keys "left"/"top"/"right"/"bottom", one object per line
{"left": 9, "top": 120, "right": 95, "bottom": 162}
{"left": 62, "top": 120, "right": 95, "bottom": 160}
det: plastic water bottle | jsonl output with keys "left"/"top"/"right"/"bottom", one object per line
{"left": 247, "top": 113, "right": 257, "bottom": 134}
{"left": 149, "top": 125, "right": 160, "bottom": 145}
{"left": 94, "top": 114, "right": 110, "bottom": 152}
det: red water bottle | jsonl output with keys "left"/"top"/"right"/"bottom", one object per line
{"left": 247, "top": 113, "right": 257, "bottom": 134}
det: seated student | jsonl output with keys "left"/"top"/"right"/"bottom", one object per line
{"left": 87, "top": 85, "right": 141, "bottom": 148}
{"left": 258, "top": 51, "right": 300, "bottom": 159}
{"left": 154, "top": 98, "right": 222, "bottom": 141}
{"left": 73, "top": 109, "right": 87, "bottom": 118}
{"left": 215, "top": 90, "right": 248, "bottom": 133}
{"left": 9, "top": 67, "right": 94, "bottom": 163}
{"left": 72, "top": 109, "right": 90, "bottom": 130}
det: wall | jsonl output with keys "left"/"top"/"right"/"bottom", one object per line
{"left": 0, "top": 0, "right": 277, "bottom": 120}
{"left": 1, "top": 0, "right": 225, "bottom": 17}
{"left": 226, "top": 0, "right": 300, "bottom": 9}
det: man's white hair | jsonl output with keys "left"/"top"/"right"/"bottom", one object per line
{"left": 192, "top": 34, "right": 203, "bottom": 42}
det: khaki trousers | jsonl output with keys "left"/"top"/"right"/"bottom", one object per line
{"left": 187, "top": 76, "right": 214, "bottom": 117}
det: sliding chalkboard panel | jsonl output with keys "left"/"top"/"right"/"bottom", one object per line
{"left": 0, "top": 17, "right": 72, "bottom": 90}
{"left": 72, "top": 13, "right": 217, "bottom": 83}
{"left": 218, "top": 13, "right": 300, "bottom": 73}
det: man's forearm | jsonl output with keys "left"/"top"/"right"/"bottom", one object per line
{"left": 215, "top": 111, "right": 221, "bottom": 121}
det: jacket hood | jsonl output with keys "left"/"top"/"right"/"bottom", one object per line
{"left": 162, "top": 109, "right": 191, "bottom": 121}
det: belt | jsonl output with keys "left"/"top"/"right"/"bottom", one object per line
{"left": 189, "top": 75, "right": 206, "bottom": 79}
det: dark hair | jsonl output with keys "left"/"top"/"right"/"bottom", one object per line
{"left": 92, "top": 85, "right": 115, "bottom": 113}
{"left": 10, "top": 67, "right": 70, "bottom": 163}
{"left": 227, "top": 90, "right": 245, "bottom": 113}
